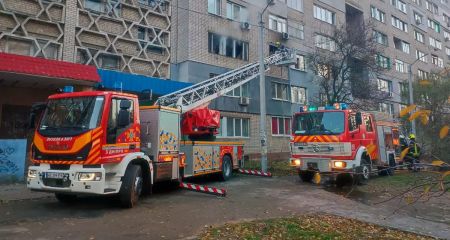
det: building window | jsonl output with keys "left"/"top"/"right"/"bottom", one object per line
{"left": 376, "top": 54, "right": 391, "bottom": 69}
{"left": 226, "top": 82, "right": 249, "bottom": 97}
{"left": 291, "top": 86, "right": 307, "bottom": 104}
{"left": 446, "top": 47, "right": 450, "bottom": 56}
{"left": 208, "top": 0, "right": 221, "bottom": 15}
{"left": 373, "top": 30, "right": 388, "bottom": 46}
{"left": 416, "top": 50, "right": 427, "bottom": 62}
{"left": 365, "top": 115, "right": 374, "bottom": 132}
{"left": 413, "top": 12, "right": 423, "bottom": 24}
{"left": 287, "top": 0, "right": 303, "bottom": 12}
{"left": 444, "top": 31, "right": 450, "bottom": 41}
{"left": 418, "top": 69, "right": 428, "bottom": 79}
{"left": 5, "top": 37, "right": 37, "bottom": 56}
{"left": 371, "top": 6, "right": 385, "bottom": 23}
{"left": 391, "top": 0, "right": 407, "bottom": 13}
{"left": 391, "top": 16, "right": 408, "bottom": 32}
{"left": 99, "top": 54, "right": 120, "bottom": 70}
{"left": 271, "top": 82, "right": 289, "bottom": 101}
{"left": 379, "top": 103, "right": 394, "bottom": 115}
{"left": 431, "top": 55, "right": 444, "bottom": 68}
{"left": 291, "top": 54, "right": 306, "bottom": 71}
{"left": 219, "top": 117, "right": 249, "bottom": 137}
{"left": 271, "top": 117, "right": 291, "bottom": 136}
{"left": 226, "top": 2, "right": 248, "bottom": 22}
{"left": 393, "top": 37, "right": 410, "bottom": 54}
{"left": 314, "top": 34, "right": 336, "bottom": 51}
{"left": 315, "top": 64, "right": 332, "bottom": 79}
{"left": 84, "top": 0, "right": 105, "bottom": 12}
{"left": 395, "top": 59, "right": 408, "bottom": 73}
{"left": 269, "top": 15, "right": 287, "bottom": 33}
{"left": 412, "top": 0, "right": 422, "bottom": 6}
{"left": 377, "top": 79, "right": 392, "bottom": 94}
{"left": 427, "top": 19, "right": 441, "bottom": 33}
{"left": 429, "top": 37, "right": 442, "bottom": 50}
{"left": 425, "top": 1, "right": 438, "bottom": 14}
{"left": 208, "top": 32, "right": 249, "bottom": 61}
{"left": 314, "top": 5, "right": 335, "bottom": 25}
{"left": 414, "top": 30, "right": 424, "bottom": 43}
{"left": 288, "top": 22, "right": 304, "bottom": 40}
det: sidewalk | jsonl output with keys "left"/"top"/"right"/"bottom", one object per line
{"left": 0, "top": 183, "right": 51, "bottom": 203}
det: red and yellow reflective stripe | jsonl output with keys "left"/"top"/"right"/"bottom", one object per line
{"left": 294, "top": 135, "right": 340, "bottom": 143}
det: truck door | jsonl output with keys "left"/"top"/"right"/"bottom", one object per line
{"left": 104, "top": 97, "right": 139, "bottom": 158}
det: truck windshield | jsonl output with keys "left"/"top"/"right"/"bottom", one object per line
{"left": 293, "top": 112, "right": 345, "bottom": 135}
{"left": 39, "top": 96, "right": 104, "bottom": 136}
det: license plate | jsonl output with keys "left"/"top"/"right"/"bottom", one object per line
{"left": 44, "top": 172, "right": 67, "bottom": 179}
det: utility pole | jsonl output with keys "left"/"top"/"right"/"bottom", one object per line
{"left": 408, "top": 64, "right": 416, "bottom": 135}
{"left": 258, "top": 0, "right": 273, "bottom": 172}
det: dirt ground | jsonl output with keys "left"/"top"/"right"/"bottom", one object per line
{"left": 0, "top": 174, "right": 449, "bottom": 240}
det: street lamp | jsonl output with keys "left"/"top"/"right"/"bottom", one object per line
{"left": 408, "top": 53, "right": 428, "bottom": 135}
{"left": 258, "top": 0, "right": 274, "bottom": 172}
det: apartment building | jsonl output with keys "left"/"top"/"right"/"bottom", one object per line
{"left": 171, "top": 0, "right": 450, "bottom": 160}
{"left": 0, "top": 0, "right": 173, "bottom": 138}
{"left": 171, "top": 0, "right": 346, "bottom": 159}
{"left": 348, "top": 0, "right": 450, "bottom": 115}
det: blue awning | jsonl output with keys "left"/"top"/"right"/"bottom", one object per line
{"left": 98, "top": 69, "right": 192, "bottom": 96}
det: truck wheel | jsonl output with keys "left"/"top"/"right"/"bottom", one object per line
{"left": 357, "top": 160, "right": 371, "bottom": 185}
{"left": 119, "top": 165, "right": 143, "bottom": 208}
{"left": 55, "top": 193, "right": 77, "bottom": 203}
{"left": 220, "top": 155, "right": 232, "bottom": 181}
{"left": 299, "top": 170, "right": 314, "bottom": 182}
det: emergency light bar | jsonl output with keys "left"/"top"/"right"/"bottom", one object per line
{"left": 299, "top": 103, "right": 348, "bottom": 112}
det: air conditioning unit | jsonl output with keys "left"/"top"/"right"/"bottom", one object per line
{"left": 282, "top": 32, "right": 289, "bottom": 40}
{"left": 445, "top": 37, "right": 449, "bottom": 42}
{"left": 239, "top": 97, "right": 250, "bottom": 106}
{"left": 415, "top": 19, "right": 421, "bottom": 25}
{"left": 240, "top": 22, "right": 251, "bottom": 30}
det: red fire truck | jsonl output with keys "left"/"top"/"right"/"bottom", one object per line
{"left": 289, "top": 103, "right": 401, "bottom": 186}
{"left": 27, "top": 49, "right": 295, "bottom": 207}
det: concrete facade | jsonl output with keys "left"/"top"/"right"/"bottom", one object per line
{"left": 0, "top": 0, "right": 171, "bottom": 78}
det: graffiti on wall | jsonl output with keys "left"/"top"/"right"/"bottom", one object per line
{"left": 0, "top": 139, "right": 27, "bottom": 181}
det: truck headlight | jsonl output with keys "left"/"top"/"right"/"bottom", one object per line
{"left": 333, "top": 161, "right": 347, "bottom": 168}
{"left": 78, "top": 172, "right": 102, "bottom": 181}
{"left": 28, "top": 169, "right": 37, "bottom": 178}
{"left": 290, "top": 159, "right": 301, "bottom": 166}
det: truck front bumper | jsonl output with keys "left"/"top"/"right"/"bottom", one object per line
{"left": 291, "top": 157, "right": 356, "bottom": 174}
{"left": 27, "top": 164, "right": 122, "bottom": 195}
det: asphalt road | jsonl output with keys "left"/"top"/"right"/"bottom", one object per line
{"left": 0, "top": 175, "right": 449, "bottom": 240}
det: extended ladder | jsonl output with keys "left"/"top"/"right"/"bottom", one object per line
{"left": 155, "top": 48, "right": 295, "bottom": 113}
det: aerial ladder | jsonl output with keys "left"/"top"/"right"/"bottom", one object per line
{"left": 155, "top": 48, "right": 295, "bottom": 112}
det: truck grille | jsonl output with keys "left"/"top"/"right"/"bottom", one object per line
{"left": 42, "top": 178, "right": 71, "bottom": 188}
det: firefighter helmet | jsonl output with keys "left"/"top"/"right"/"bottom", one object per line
{"left": 409, "top": 133, "right": 416, "bottom": 140}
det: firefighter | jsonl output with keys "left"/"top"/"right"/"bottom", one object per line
{"left": 405, "top": 134, "right": 421, "bottom": 171}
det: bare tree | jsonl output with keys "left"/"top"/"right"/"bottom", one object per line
{"left": 308, "top": 21, "right": 388, "bottom": 110}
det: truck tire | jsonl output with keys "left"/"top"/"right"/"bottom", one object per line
{"left": 220, "top": 155, "right": 232, "bottom": 181}
{"left": 356, "top": 159, "right": 371, "bottom": 185}
{"left": 55, "top": 193, "right": 77, "bottom": 203}
{"left": 119, "top": 164, "right": 143, "bottom": 208}
{"left": 299, "top": 170, "right": 314, "bottom": 183}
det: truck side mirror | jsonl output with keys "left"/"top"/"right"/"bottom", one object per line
{"left": 28, "top": 113, "right": 36, "bottom": 129}
{"left": 355, "top": 112, "right": 363, "bottom": 126}
{"left": 28, "top": 102, "right": 47, "bottom": 129}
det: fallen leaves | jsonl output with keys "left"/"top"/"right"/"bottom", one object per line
{"left": 439, "top": 125, "right": 449, "bottom": 139}
{"left": 199, "top": 214, "right": 434, "bottom": 240}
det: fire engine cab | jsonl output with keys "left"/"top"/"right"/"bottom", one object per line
{"left": 290, "top": 103, "right": 401, "bottom": 186}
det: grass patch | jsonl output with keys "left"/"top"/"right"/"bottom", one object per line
{"left": 359, "top": 171, "right": 449, "bottom": 194}
{"left": 243, "top": 160, "right": 297, "bottom": 176}
{"left": 199, "top": 214, "right": 433, "bottom": 240}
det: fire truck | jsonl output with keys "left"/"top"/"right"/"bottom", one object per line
{"left": 27, "top": 49, "right": 295, "bottom": 207}
{"left": 289, "top": 103, "right": 401, "bottom": 186}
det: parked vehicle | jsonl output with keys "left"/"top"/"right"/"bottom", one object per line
{"left": 289, "top": 103, "right": 401, "bottom": 186}
{"left": 27, "top": 49, "right": 295, "bottom": 207}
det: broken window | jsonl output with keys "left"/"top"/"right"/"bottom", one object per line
{"left": 208, "top": 32, "right": 249, "bottom": 61}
